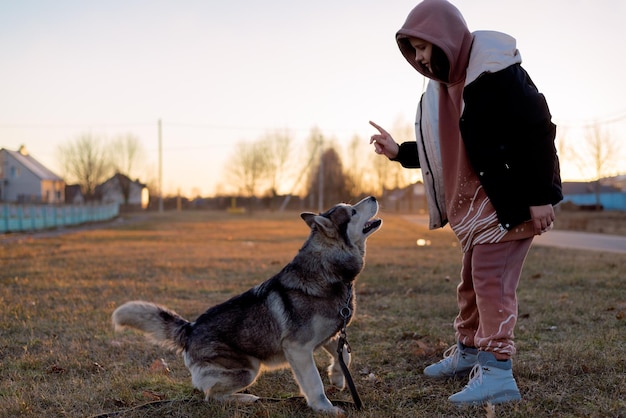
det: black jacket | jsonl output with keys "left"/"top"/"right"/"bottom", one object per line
{"left": 395, "top": 64, "right": 563, "bottom": 230}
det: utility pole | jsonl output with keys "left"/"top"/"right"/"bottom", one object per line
{"left": 317, "top": 133, "right": 324, "bottom": 213}
{"left": 158, "top": 119, "right": 163, "bottom": 213}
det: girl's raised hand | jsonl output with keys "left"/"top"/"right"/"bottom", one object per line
{"left": 369, "top": 121, "right": 399, "bottom": 159}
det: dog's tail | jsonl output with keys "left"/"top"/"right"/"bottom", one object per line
{"left": 112, "top": 301, "right": 191, "bottom": 352}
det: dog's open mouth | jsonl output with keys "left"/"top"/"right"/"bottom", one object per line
{"left": 363, "top": 219, "right": 382, "bottom": 234}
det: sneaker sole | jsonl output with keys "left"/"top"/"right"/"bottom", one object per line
{"left": 449, "top": 390, "right": 521, "bottom": 406}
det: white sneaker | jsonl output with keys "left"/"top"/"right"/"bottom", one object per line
{"left": 423, "top": 342, "right": 478, "bottom": 378}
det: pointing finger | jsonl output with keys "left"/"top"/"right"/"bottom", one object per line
{"left": 369, "top": 120, "right": 390, "bottom": 136}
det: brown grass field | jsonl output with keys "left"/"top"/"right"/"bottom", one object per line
{"left": 0, "top": 209, "right": 624, "bottom": 417}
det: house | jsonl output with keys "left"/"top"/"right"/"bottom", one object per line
{"left": 0, "top": 145, "right": 65, "bottom": 203}
{"left": 562, "top": 180, "right": 626, "bottom": 211}
{"left": 95, "top": 173, "right": 149, "bottom": 210}
{"left": 382, "top": 182, "right": 427, "bottom": 213}
{"left": 65, "top": 184, "right": 85, "bottom": 204}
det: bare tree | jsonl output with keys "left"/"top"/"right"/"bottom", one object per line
{"left": 263, "top": 129, "right": 293, "bottom": 197}
{"left": 110, "top": 134, "right": 144, "bottom": 179}
{"left": 569, "top": 122, "right": 621, "bottom": 208}
{"left": 57, "top": 133, "right": 113, "bottom": 198}
{"left": 587, "top": 123, "right": 621, "bottom": 180}
{"left": 302, "top": 128, "right": 327, "bottom": 210}
{"left": 226, "top": 140, "right": 271, "bottom": 198}
{"left": 276, "top": 128, "right": 324, "bottom": 211}
{"left": 307, "top": 146, "right": 352, "bottom": 209}
{"left": 390, "top": 117, "right": 420, "bottom": 188}
{"left": 224, "top": 130, "right": 295, "bottom": 202}
{"left": 344, "top": 134, "right": 375, "bottom": 198}
{"left": 106, "top": 134, "right": 147, "bottom": 204}
{"left": 368, "top": 150, "right": 393, "bottom": 195}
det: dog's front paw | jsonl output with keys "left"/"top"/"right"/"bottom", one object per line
{"left": 329, "top": 406, "right": 347, "bottom": 417}
{"left": 314, "top": 404, "right": 345, "bottom": 417}
{"left": 309, "top": 394, "right": 345, "bottom": 416}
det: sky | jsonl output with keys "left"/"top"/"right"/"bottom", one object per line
{"left": 1, "top": 0, "right": 625, "bottom": 197}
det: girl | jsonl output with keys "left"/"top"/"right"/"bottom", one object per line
{"left": 370, "top": 0, "right": 562, "bottom": 405}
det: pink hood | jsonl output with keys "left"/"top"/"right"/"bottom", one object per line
{"left": 396, "top": 0, "right": 473, "bottom": 85}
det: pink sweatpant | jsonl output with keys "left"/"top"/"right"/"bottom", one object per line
{"left": 454, "top": 237, "right": 534, "bottom": 360}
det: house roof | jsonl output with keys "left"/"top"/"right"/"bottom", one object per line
{"left": 94, "top": 173, "right": 147, "bottom": 197}
{"left": 96, "top": 173, "right": 147, "bottom": 189}
{"left": 562, "top": 181, "right": 621, "bottom": 195}
{"left": 1, "top": 147, "right": 63, "bottom": 181}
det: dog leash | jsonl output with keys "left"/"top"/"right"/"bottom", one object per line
{"left": 337, "top": 288, "right": 363, "bottom": 410}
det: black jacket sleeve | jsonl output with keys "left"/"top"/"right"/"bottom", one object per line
{"left": 391, "top": 142, "right": 420, "bottom": 168}
{"left": 460, "top": 64, "right": 563, "bottom": 229}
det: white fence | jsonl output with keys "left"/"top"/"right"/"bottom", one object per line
{"left": 1, "top": 203, "right": 120, "bottom": 233}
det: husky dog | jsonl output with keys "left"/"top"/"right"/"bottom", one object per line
{"left": 112, "top": 196, "right": 382, "bottom": 414}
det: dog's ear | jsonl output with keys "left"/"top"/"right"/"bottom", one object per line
{"left": 300, "top": 212, "right": 316, "bottom": 227}
{"left": 300, "top": 212, "right": 334, "bottom": 232}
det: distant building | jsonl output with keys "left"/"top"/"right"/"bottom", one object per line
{"left": 95, "top": 173, "right": 149, "bottom": 209}
{"left": 0, "top": 145, "right": 65, "bottom": 203}
{"left": 65, "top": 184, "right": 85, "bottom": 204}
{"left": 383, "top": 182, "right": 427, "bottom": 213}
{"left": 562, "top": 180, "right": 626, "bottom": 211}
{"left": 604, "top": 175, "right": 626, "bottom": 192}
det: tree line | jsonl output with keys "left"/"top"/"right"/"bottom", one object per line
{"left": 56, "top": 119, "right": 622, "bottom": 206}
{"left": 56, "top": 120, "right": 420, "bottom": 206}
{"left": 224, "top": 124, "right": 420, "bottom": 209}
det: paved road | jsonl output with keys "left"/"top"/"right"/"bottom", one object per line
{"left": 403, "top": 215, "right": 626, "bottom": 254}
{"left": 532, "top": 230, "right": 626, "bottom": 254}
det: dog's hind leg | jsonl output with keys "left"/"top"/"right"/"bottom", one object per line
{"left": 322, "top": 335, "right": 350, "bottom": 389}
{"left": 284, "top": 344, "right": 343, "bottom": 414}
{"left": 188, "top": 363, "right": 260, "bottom": 404}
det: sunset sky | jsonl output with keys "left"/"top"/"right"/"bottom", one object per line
{"left": 1, "top": 0, "right": 625, "bottom": 197}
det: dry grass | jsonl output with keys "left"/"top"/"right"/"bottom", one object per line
{"left": 0, "top": 210, "right": 624, "bottom": 418}
{"left": 554, "top": 209, "right": 626, "bottom": 236}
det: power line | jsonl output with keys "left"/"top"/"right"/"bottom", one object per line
{"left": 0, "top": 123, "right": 155, "bottom": 129}
{"left": 556, "top": 110, "right": 626, "bottom": 129}
{"left": 0, "top": 121, "right": 371, "bottom": 135}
